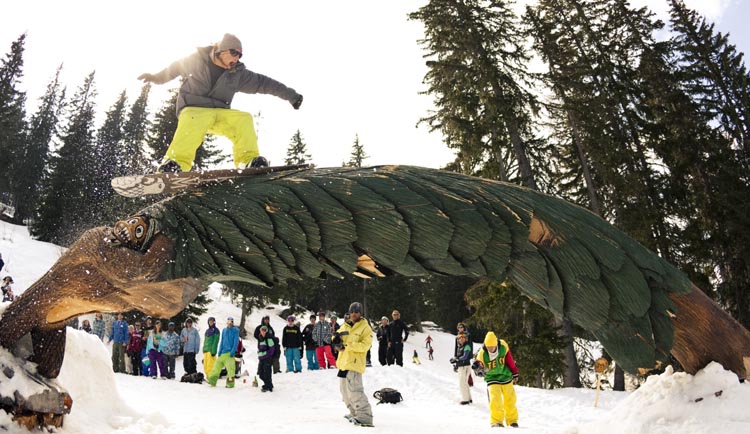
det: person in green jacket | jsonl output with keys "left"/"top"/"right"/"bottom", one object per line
{"left": 137, "top": 33, "right": 303, "bottom": 173}
{"left": 473, "top": 332, "right": 520, "bottom": 428}
{"left": 203, "top": 317, "right": 220, "bottom": 376}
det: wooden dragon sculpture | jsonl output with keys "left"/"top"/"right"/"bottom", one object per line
{"left": 0, "top": 165, "right": 747, "bottom": 385}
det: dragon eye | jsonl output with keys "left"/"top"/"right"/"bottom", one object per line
{"left": 135, "top": 225, "right": 145, "bottom": 238}
{"left": 128, "top": 218, "right": 139, "bottom": 225}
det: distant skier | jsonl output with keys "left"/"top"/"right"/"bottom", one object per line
{"left": 137, "top": 33, "right": 303, "bottom": 173}
{"left": 412, "top": 349, "right": 421, "bottom": 365}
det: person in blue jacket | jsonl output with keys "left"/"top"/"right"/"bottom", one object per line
{"left": 208, "top": 316, "right": 240, "bottom": 388}
{"left": 109, "top": 312, "right": 129, "bottom": 373}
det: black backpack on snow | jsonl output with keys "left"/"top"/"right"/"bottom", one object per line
{"left": 373, "top": 387, "right": 403, "bottom": 404}
{"left": 180, "top": 372, "right": 204, "bottom": 384}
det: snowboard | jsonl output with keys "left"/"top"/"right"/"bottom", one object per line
{"left": 111, "top": 164, "right": 311, "bottom": 198}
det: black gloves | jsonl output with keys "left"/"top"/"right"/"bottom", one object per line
{"left": 292, "top": 94, "right": 303, "bottom": 110}
{"left": 449, "top": 358, "right": 457, "bottom": 364}
{"left": 471, "top": 361, "right": 486, "bottom": 377}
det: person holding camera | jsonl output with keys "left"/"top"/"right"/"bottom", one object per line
{"left": 450, "top": 333, "right": 474, "bottom": 405}
{"left": 333, "top": 302, "right": 374, "bottom": 427}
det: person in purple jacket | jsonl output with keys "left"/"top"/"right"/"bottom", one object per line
{"left": 257, "top": 326, "right": 276, "bottom": 392}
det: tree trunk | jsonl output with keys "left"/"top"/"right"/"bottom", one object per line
{"left": 567, "top": 110, "right": 602, "bottom": 216}
{"left": 558, "top": 317, "right": 582, "bottom": 387}
{"left": 613, "top": 364, "right": 625, "bottom": 391}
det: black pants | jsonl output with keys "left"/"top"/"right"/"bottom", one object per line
{"left": 128, "top": 351, "right": 142, "bottom": 376}
{"left": 387, "top": 342, "right": 404, "bottom": 366}
{"left": 259, "top": 358, "right": 273, "bottom": 390}
{"left": 164, "top": 354, "right": 176, "bottom": 379}
{"left": 183, "top": 352, "right": 197, "bottom": 374}
{"left": 378, "top": 343, "right": 388, "bottom": 366}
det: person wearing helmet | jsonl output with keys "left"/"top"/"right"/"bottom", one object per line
{"left": 334, "top": 302, "right": 374, "bottom": 427}
{"left": 137, "top": 33, "right": 303, "bottom": 173}
{"left": 282, "top": 315, "right": 303, "bottom": 373}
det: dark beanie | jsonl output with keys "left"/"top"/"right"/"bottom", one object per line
{"left": 218, "top": 33, "right": 242, "bottom": 52}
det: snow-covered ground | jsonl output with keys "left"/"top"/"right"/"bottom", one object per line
{"left": 1, "top": 220, "right": 749, "bottom": 434}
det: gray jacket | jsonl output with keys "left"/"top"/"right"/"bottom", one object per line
{"left": 150, "top": 46, "right": 300, "bottom": 116}
{"left": 180, "top": 326, "right": 201, "bottom": 354}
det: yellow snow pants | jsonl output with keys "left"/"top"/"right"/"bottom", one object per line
{"left": 163, "top": 107, "right": 258, "bottom": 171}
{"left": 203, "top": 352, "right": 216, "bottom": 377}
{"left": 488, "top": 383, "right": 518, "bottom": 426}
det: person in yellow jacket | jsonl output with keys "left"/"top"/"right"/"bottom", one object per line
{"left": 333, "top": 302, "right": 374, "bottom": 427}
{"left": 474, "top": 331, "right": 520, "bottom": 428}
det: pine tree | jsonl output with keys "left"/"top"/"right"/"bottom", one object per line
{"left": 146, "top": 88, "right": 179, "bottom": 164}
{"left": 12, "top": 65, "right": 65, "bottom": 223}
{"left": 96, "top": 91, "right": 127, "bottom": 195}
{"left": 284, "top": 130, "right": 312, "bottom": 165}
{"left": 466, "top": 280, "right": 566, "bottom": 388}
{"left": 669, "top": 0, "right": 750, "bottom": 165}
{"left": 664, "top": 0, "right": 750, "bottom": 327}
{"left": 346, "top": 134, "right": 368, "bottom": 168}
{"left": 91, "top": 91, "right": 131, "bottom": 224}
{"left": 120, "top": 84, "right": 151, "bottom": 175}
{"left": 409, "top": 0, "right": 543, "bottom": 187}
{"left": 0, "top": 33, "right": 28, "bottom": 195}
{"left": 32, "top": 72, "right": 98, "bottom": 245}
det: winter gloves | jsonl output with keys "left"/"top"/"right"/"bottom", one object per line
{"left": 292, "top": 94, "right": 303, "bottom": 110}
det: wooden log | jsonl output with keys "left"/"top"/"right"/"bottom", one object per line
{"left": 670, "top": 285, "right": 750, "bottom": 379}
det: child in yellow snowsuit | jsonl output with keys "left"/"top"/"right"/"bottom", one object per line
{"left": 474, "top": 332, "right": 520, "bottom": 428}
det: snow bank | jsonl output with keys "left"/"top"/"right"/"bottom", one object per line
{"left": 576, "top": 362, "right": 750, "bottom": 434}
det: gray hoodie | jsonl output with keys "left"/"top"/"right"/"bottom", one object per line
{"left": 149, "top": 46, "right": 300, "bottom": 116}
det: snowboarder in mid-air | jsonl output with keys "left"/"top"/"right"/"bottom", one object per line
{"left": 138, "top": 33, "right": 303, "bottom": 173}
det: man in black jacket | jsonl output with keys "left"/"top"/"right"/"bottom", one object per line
{"left": 386, "top": 310, "right": 409, "bottom": 366}
{"left": 282, "top": 315, "right": 303, "bottom": 373}
{"left": 138, "top": 33, "right": 303, "bottom": 173}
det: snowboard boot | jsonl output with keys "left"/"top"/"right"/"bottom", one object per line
{"left": 510, "top": 423, "right": 519, "bottom": 428}
{"left": 351, "top": 419, "right": 374, "bottom": 427}
{"left": 460, "top": 400, "right": 473, "bottom": 405}
{"left": 226, "top": 377, "right": 235, "bottom": 388}
{"left": 250, "top": 156, "right": 269, "bottom": 168}
{"left": 157, "top": 160, "right": 182, "bottom": 173}
{"left": 491, "top": 423, "right": 504, "bottom": 428}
